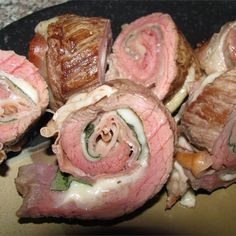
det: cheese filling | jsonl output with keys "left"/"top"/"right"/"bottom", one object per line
{"left": 117, "top": 108, "right": 149, "bottom": 165}
{"left": 0, "top": 70, "right": 38, "bottom": 104}
{"left": 62, "top": 162, "right": 147, "bottom": 209}
{"left": 188, "top": 71, "right": 222, "bottom": 104}
{"left": 219, "top": 171, "right": 236, "bottom": 181}
{"left": 165, "top": 66, "right": 196, "bottom": 113}
{"left": 0, "top": 70, "right": 39, "bottom": 123}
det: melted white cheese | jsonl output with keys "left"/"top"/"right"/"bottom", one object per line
{"left": 0, "top": 70, "right": 38, "bottom": 104}
{"left": 173, "top": 71, "right": 222, "bottom": 122}
{"left": 117, "top": 108, "right": 149, "bottom": 165}
{"left": 165, "top": 66, "right": 196, "bottom": 113}
{"left": 188, "top": 71, "right": 222, "bottom": 104}
{"left": 172, "top": 161, "right": 196, "bottom": 208}
{"left": 177, "top": 136, "right": 194, "bottom": 152}
{"left": 180, "top": 189, "right": 196, "bottom": 208}
{"left": 62, "top": 166, "right": 146, "bottom": 209}
{"left": 174, "top": 160, "right": 187, "bottom": 177}
{"left": 219, "top": 172, "right": 236, "bottom": 181}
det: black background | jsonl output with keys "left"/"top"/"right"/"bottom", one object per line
{"left": 0, "top": 0, "right": 236, "bottom": 57}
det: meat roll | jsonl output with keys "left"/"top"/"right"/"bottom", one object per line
{"left": 173, "top": 69, "right": 236, "bottom": 195}
{"left": 15, "top": 80, "right": 176, "bottom": 219}
{"left": 29, "top": 14, "right": 112, "bottom": 110}
{"left": 196, "top": 21, "right": 236, "bottom": 75}
{"left": 106, "top": 13, "right": 202, "bottom": 113}
{"left": 0, "top": 50, "right": 48, "bottom": 163}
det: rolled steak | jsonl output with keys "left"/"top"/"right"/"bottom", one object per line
{"left": 15, "top": 80, "right": 176, "bottom": 219}
{"left": 29, "top": 14, "right": 112, "bottom": 110}
{"left": 196, "top": 21, "right": 236, "bottom": 75}
{"left": 0, "top": 50, "right": 48, "bottom": 163}
{"left": 178, "top": 69, "right": 236, "bottom": 192}
{"left": 106, "top": 13, "right": 202, "bottom": 113}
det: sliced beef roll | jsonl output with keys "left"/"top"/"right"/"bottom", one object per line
{"left": 174, "top": 69, "right": 236, "bottom": 193}
{"left": 196, "top": 21, "right": 236, "bottom": 75}
{"left": 0, "top": 50, "right": 48, "bottom": 163}
{"left": 29, "top": 14, "right": 112, "bottom": 110}
{"left": 15, "top": 80, "right": 176, "bottom": 219}
{"left": 106, "top": 13, "right": 202, "bottom": 113}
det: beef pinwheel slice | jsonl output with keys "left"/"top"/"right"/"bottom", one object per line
{"left": 166, "top": 69, "right": 236, "bottom": 208}
{"left": 106, "top": 13, "right": 202, "bottom": 113}
{"left": 0, "top": 50, "right": 49, "bottom": 163}
{"left": 196, "top": 21, "right": 236, "bottom": 75}
{"left": 15, "top": 79, "right": 176, "bottom": 219}
{"left": 29, "top": 14, "right": 112, "bottom": 111}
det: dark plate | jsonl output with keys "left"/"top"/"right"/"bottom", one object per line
{"left": 1, "top": 1, "right": 236, "bottom": 235}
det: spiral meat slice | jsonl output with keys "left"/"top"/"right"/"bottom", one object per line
{"left": 106, "top": 13, "right": 202, "bottom": 112}
{"left": 15, "top": 80, "right": 176, "bottom": 219}
{"left": 0, "top": 50, "right": 48, "bottom": 163}
{"left": 29, "top": 14, "right": 112, "bottom": 110}
{"left": 196, "top": 21, "right": 236, "bottom": 75}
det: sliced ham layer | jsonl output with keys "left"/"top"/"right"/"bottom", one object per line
{"left": 0, "top": 50, "right": 49, "bottom": 163}
{"left": 15, "top": 80, "right": 176, "bottom": 219}
{"left": 29, "top": 14, "right": 112, "bottom": 111}
{"left": 196, "top": 21, "right": 236, "bottom": 75}
{"left": 106, "top": 13, "right": 202, "bottom": 112}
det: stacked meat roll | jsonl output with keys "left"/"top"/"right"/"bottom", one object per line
{"left": 106, "top": 13, "right": 202, "bottom": 113}
{"left": 166, "top": 69, "right": 236, "bottom": 208}
{"left": 15, "top": 80, "right": 176, "bottom": 219}
{"left": 29, "top": 14, "right": 112, "bottom": 110}
{"left": 0, "top": 50, "right": 48, "bottom": 163}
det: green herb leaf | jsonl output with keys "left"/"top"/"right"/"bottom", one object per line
{"left": 228, "top": 142, "right": 236, "bottom": 153}
{"left": 228, "top": 127, "right": 236, "bottom": 154}
{"left": 84, "top": 123, "right": 100, "bottom": 159}
{"left": 0, "top": 118, "right": 17, "bottom": 124}
{"left": 51, "top": 169, "right": 92, "bottom": 191}
{"left": 84, "top": 123, "right": 95, "bottom": 140}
